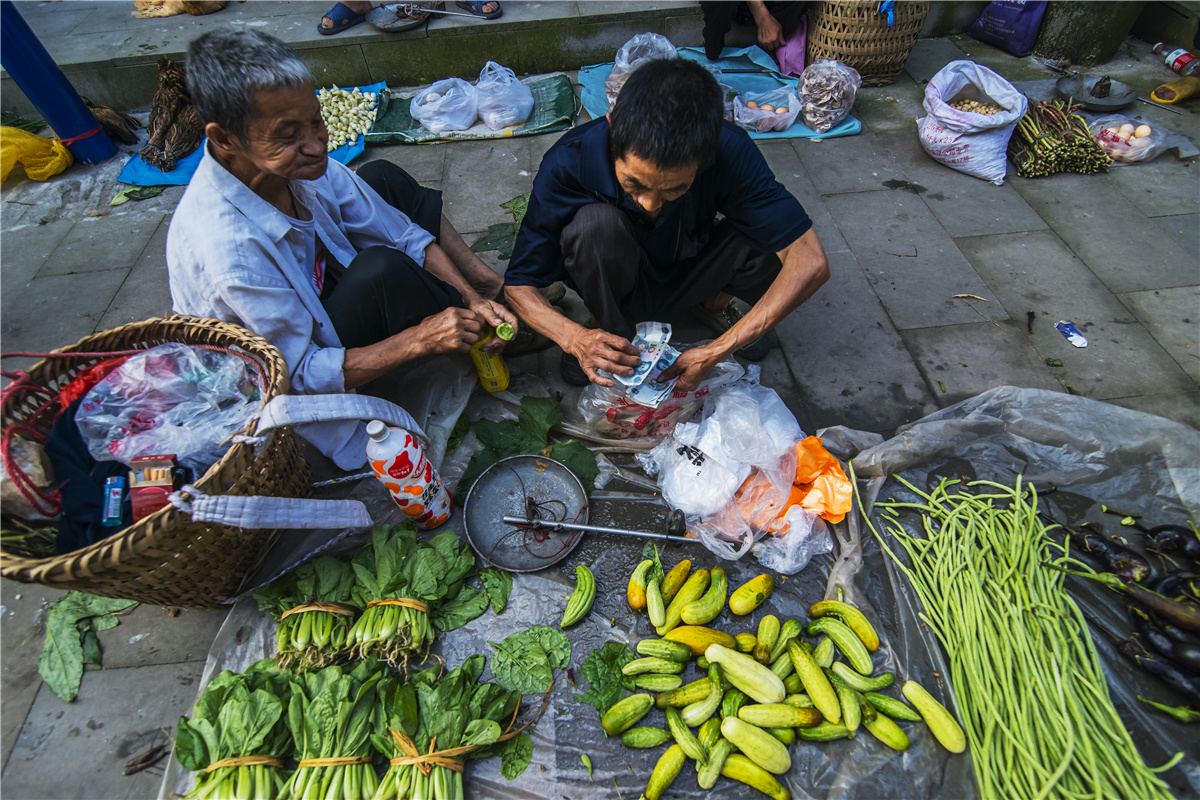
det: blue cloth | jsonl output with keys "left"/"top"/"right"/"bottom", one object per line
{"left": 117, "top": 81, "right": 389, "bottom": 186}
{"left": 578, "top": 46, "right": 861, "bottom": 141}
{"left": 504, "top": 117, "right": 812, "bottom": 289}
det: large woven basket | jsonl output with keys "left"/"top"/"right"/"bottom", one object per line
{"left": 807, "top": 1, "right": 930, "bottom": 87}
{"left": 1, "top": 315, "right": 312, "bottom": 608}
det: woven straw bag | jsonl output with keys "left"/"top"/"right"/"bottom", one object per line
{"left": 1, "top": 315, "right": 311, "bottom": 608}
{"left": 807, "top": 1, "right": 931, "bottom": 87}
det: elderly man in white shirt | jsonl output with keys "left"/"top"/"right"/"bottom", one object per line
{"left": 168, "top": 29, "right": 515, "bottom": 469}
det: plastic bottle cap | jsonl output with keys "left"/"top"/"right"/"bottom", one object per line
{"left": 366, "top": 420, "right": 389, "bottom": 441}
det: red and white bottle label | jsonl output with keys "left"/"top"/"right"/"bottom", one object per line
{"left": 1165, "top": 48, "right": 1195, "bottom": 73}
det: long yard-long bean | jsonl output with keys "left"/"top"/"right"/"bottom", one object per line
{"left": 861, "top": 474, "right": 1178, "bottom": 800}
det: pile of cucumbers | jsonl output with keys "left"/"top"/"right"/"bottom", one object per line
{"left": 596, "top": 557, "right": 965, "bottom": 800}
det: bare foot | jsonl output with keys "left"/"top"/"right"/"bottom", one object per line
{"left": 321, "top": 1, "right": 372, "bottom": 31}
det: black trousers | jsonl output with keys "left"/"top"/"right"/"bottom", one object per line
{"left": 700, "top": 1, "right": 809, "bottom": 61}
{"left": 561, "top": 203, "right": 782, "bottom": 339}
{"left": 320, "top": 160, "right": 464, "bottom": 348}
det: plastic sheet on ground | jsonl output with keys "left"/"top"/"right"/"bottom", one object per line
{"left": 160, "top": 385, "right": 1199, "bottom": 800}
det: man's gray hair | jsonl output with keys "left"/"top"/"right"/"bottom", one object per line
{"left": 186, "top": 29, "right": 313, "bottom": 141}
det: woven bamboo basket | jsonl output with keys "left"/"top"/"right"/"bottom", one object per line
{"left": 807, "top": 1, "right": 931, "bottom": 87}
{"left": 1, "top": 315, "right": 312, "bottom": 608}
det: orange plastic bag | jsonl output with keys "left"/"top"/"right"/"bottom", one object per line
{"left": 792, "top": 436, "right": 853, "bottom": 524}
{"left": 1, "top": 126, "right": 73, "bottom": 183}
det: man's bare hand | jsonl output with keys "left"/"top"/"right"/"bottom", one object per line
{"left": 570, "top": 329, "right": 640, "bottom": 387}
{"left": 418, "top": 307, "right": 483, "bottom": 355}
{"left": 659, "top": 345, "right": 723, "bottom": 392}
{"left": 756, "top": 14, "right": 785, "bottom": 53}
{"left": 467, "top": 298, "right": 518, "bottom": 352}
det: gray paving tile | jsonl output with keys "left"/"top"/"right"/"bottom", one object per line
{"left": 1, "top": 581, "right": 65, "bottom": 771}
{"left": 363, "top": 29, "right": 520, "bottom": 86}
{"left": 95, "top": 219, "right": 173, "bottom": 331}
{"left": 899, "top": 320, "right": 1063, "bottom": 407}
{"left": 1153, "top": 213, "right": 1199, "bottom": 262}
{"left": 1107, "top": 391, "right": 1200, "bottom": 431}
{"left": 856, "top": 81, "right": 926, "bottom": 136}
{"left": 789, "top": 128, "right": 906, "bottom": 196}
{"left": 300, "top": 42, "right": 374, "bottom": 91}
{"left": 1107, "top": 158, "right": 1200, "bottom": 219}
{"left": 1117, "top": 286, "right": 1200, "bottom": 385}
{"left": 824, "top": 189, "right": 1005, "bottom": 330}
{"left": 2, "top": 661, "right": 203, "bottom": 800}
{"left": 576, "top": 1, "right": 703, "bottom": 23}
{"left": 957, "top": 230, "right": 1196, "bottom": 401}
{"left": 0, "top": 220, "right": 76, "bottom": 317}
{"left": 903, "top": 37, "right": 968, "bottom": 84}
{"left": 756, "top": 142, "right": 850, "bottom": 255}
{"left": 98, "top": 604, "right": 227, "bottom": 670}
{"left": 528, "top": 129, "right": 568, "bottom": 173}
{"left": 441, "top": 138, "right": 533, "bottom": 234}
{"left": 1009, "top": 172, "right": 1198, "bottom": 293}
{"left": 947, "top": 34, "right": 1057, "bottom": 81}
{"left": 37, "top": 213, "right": 163, "bottom": 278}
{"left": 359, "top": 144, "right": 446, "bottom": 185}
{"left": 878, "top": 131, "right": 1048, "bottom": 238}
{"left": 774, "top": 251, "right": 938, "bottom": 433}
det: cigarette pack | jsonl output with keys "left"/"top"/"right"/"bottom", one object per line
{"left": 129, "top": 455, "right": 178, "bottom": 523}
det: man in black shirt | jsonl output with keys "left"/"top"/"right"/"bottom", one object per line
{"left": 503, "top": 58, "right": 829, "bottom": 388}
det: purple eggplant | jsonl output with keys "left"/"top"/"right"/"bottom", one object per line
{"left": 1056, "top": 567, "right": 1200, "bottom": 632}
{"left": 1063, "top": 522, "right": 1152, "bottom": 583}
{"left": 1131, "top": 606, "right": 1200, "bottom": 674}
{"left": 1145, "top": 524, "right": 1200, "bottom": 561}
{"left": 1118, "top": 637, "right": 1200, "bottom": 704}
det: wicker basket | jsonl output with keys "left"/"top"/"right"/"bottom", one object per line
{"left": 1, "top": 315, "right": 312, "bottom": 608}
{"left": 807, "top": 1, "right": 931, "bottom": 87}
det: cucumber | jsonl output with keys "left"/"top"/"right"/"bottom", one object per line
{"left": 809, "top": 599, "right": 880, "bottom": 651}
{"left": 620, "top": 726, "right": 671, "bottom": 748}
{"left": 666, "top": 707, "right": 707, "bottom": 766}
{"left": 636, "top": 638, "right": 692, "bottom": 662}
{"left": 736, "top": 632, "right": 758, "bottom": 653}
{"left": 787, "top": 640, "right": 840, "bottom": 724}
{"left": 697, "top": 718, "right": 721, "bottom": 751}
{"left": 695, "top": 738, "right": 734, "bottom": 790}
{"left": 622, "top": 657, "right": 686, "bottom": 676}
{"left": 769, "top": 618, "right": 803, "bottom": 663}
{"left": 830, "top": 662, "right": 895, "bottom": 692}
{"left": 561, "top": 564, "right": 595, "bottom": 627}
{"left": 663, "top": 625, "right": 737, "bottom": 656}
{"left": 721, "top": 688, "right": 747, "bottom": 719}
{"left": 813, "top": 636, "right": 835, "bottom": 669}
{"left": 647, "top": 577, "right": 666, "bottom": 628}
{"left": 902, "top": 680, "right": 967, "bottom": 753}
{"left": 768, "top": 727, "right": 796, "bottom": 745}
{"left": 658, "top": 568, "right": 710, "bottom": 635}
{"left": 719, "top": 717, "right": 791, "bottom": 775}
{"left": 755, "top": 615, "right": 780, "bottom": 664}
{"left": 627, "top": 559, "right": 652, "bottom": 612}
{"left": 721, "top": 754, "right": 791, "bottom": 800}
{"left": 808, "top": 617, "right": 873, "bottom": 675}
{"left": 601, "top": 693, "right": 653, "bottom": 737}
{"left": 739, "top": 703, "right": 822, "bottom": 728}
{"left": 634, "top": 673, "right": 684, "bottom": 692}
{"left": 769, "top": 650, "right": 795, "bottom": 682}
{"left": 783, "top": 673, "right": 802, "bottom": 694}
{"left": 798, "top": 720, "right": 854, "bottom": 741}
{"left": 643, "top": 744, "right": 685, "bottom": 800}
{"left": 681, "top": 566, "right": 727, "bottom": 625}
{"left": 656, "top": 678, "right": 711, "bottom": 710}
{"left": 784, "top": 693, "right": 814, "bottom": 708}
{"left": 660, "top": 560, "right": 691, "bottom": 604}
{"left": 696, "top": 656, "right": 710, "bottom": 670}
{"left": 827, "top": 670, "right": 862, "bottom": 733}
{"left": 728, "top": 574, "right": 774, "bottom": 616}
{"left": 864, "top": 692, "right": 921, "bottom": 722}
{"left": 705, "top": 644, "right": 786, "bottom": 704}
{"left": 862, "top": 709, "right": 910, "bottom": 751}
{"left": 680, "top": 665, "right": 724, "bottom": 727}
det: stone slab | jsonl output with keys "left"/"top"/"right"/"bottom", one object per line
{"left": 773, "top": 251, "right": 938, "bottom": 434}
{"left": 824, "top": 189, "right": 1006, "bottom": 330}
{"left": 1153, "top": 213, "right": 1199, "bottom": 262}
{"left": 575, "top": 1, "right": 703, "bottom": 24}
{"left": 515, "top": 15, "right": 703, "bottom": 77}
{"left": 854, "top": 73, "right": 927, "bottom": 135}
{"left": 298, "top": 42, "right": 374, "bottom": 92}
{"left": 0, "top": 219, "right": 76, "bottom": 319}
{"left": 899, "top": 320, "right": 1063, "bottom": 407}
{"left": 947, "top": 33, "right": 1056, "bottom": 81}
{"left": 2, "top": 661, "right": 204, "bottom": 800}
{"left": 95, "top": 219, "right": 173, "bottom": 331}
{"left": 360, "top": 143, "right": 447, "bottom": 185}
{"left": 427, "top": 1, "right": 581, "bottom": 36}
{"left": 37, "top": 214, "right": 164, "bottom": 278}
{"left": 756, "top": 141, "right": 850, "bottom": 255}
{"left": 441, "top": 138, "right": 533, "bottom": 234}
{"left": 1117, "top": 286, "right": 1200, "bottom": 385}
{"left": 879, "top": 131, "right": 1048, "bottom": 238}
{"left": 363, "top": 29, "right": 519, "bottom": 86}
{"left": 1107, "top": 391, "right": 1200, "bottom": 431}
{"left": 1106, "top": 158, "right": 1200, "bottom": 220}
{"left": 1008, "top": 172, "right": 1198, "bottom": 293}
{"left": 903, "top": 37, "right": 968, "bottom": 84}
{"left": 97, "top": 604, "right": 227, "bottom": 671}
{"left": 528, "top": 129, "right": 568, "bottom": 175}
{"left": 789, "top": 128, "right": 907, "bottom": 197}
{"left": 1, "top": 580, "right": 65, "bottom": 771}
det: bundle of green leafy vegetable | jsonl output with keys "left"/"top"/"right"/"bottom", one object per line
{"left": 279, "top": 659, "right": 393, "bottom": 800}
{"left": 346, "top": 526, "right": 490, "bottom": 670}
{"left": 175, "top": 659, "right": 294, "bottom": 800}
{"left": 253, "top": 555, "right": 358, "bottom": 671}
{"left": 370, "top": 654, "right": 530, "bottom": 800}
{"left": 452, "top": 396, "right": 599, "bottom": 504}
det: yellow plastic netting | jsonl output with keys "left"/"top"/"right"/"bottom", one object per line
{"left": 1, "top": 126, "right": 73, "bottom": 183}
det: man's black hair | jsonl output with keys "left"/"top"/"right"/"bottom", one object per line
{"left": 609, "top": 58, "right": 723, "bottom": 170}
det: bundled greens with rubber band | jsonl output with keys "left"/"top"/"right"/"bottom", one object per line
{"left": 254, "top": 556, "right": 359, "bottom": 671}
{"left": 175, "top": 659, "right": 294, "bottom": 800}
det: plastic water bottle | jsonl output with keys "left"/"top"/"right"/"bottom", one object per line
{"left": 469, "top": 323, "right": 514, "bottom": 393}
{"left": 1153, "top": 42, "right": 1200, "bottom": 77}
{"left": 365, "top": 420, "right": 452, "bottom": 528}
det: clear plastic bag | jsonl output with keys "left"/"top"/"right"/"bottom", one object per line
{"left": 475, "top": 61, "right": 535, "bottom": 131}
{"left": 638, "top": 419, "right": 751, "bottom": 518}
{"left": 752, "top": 506, "right": 832, "bottom": 574}
{"left": 410, "top": 77, "right": 478, "bottom": 133}
{"left": 605, "top": 32, "right": 677, "bottom": 110}
{"left": 75, "top": 343, "right": 260, "bottom": 473}
{"left": 1090, "top": 115, "right": 1170, "bottom": 164}
{"left": 798, "top": 59, "right": 862, "bottom": 133}
{"left": 733, "top": 88, "right": 801, "bottom": 133}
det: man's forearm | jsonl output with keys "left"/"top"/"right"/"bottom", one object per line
{"left": 342, "top": 329, "right": 427, "bottom": 390}
{"left": 503, "top": 284, "right": 585, "bottom": 350}
{"left": 422, "top": 242, "right": 483, "bottom": 303}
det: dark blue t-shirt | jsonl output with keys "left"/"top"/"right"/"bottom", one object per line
{"left": 504, "top": 118, "right": 813, "bottom": 288}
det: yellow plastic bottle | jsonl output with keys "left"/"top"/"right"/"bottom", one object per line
{"left": 470, "top": 326, "right": 510, "bottom": 392}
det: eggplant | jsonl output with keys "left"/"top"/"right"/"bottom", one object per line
{"left": 1137, "top": 697, "right": 1200, "bottom": 724}
{"left": 1057, "top": 567, "right": 1200, "bottom": 632}
{"left": 1145, "top": 524, "right": 1200, "bottom": 561}
{"left": 1118, "top": 637, "right": 1200, "bottom": 704}
{"left": 1063, "top": 522, "right": 1152, "bottom": 583}
{"left": 1131, "top": 606, "right": 1200, "bottom": 674}
{"left": 1161, "top": 619, "right": 1200, "bottom": 647}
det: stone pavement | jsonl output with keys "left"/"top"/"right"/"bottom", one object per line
{"left": 2, "top": 25, "right": 1199, "bottom": 800}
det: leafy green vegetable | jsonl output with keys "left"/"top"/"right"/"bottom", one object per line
{"left": 432, "top": 586, "right": 489, "bottom": 632}
{"left": 110, "top": 185, "right": 165, "bottom": 205}
{"left": 446, "top": 414, "right": 470, "bottom": 456}
{"left": 253, "top": 555, "right": 356, "bottom": 671}
{"left": 488, "top": 625, "right": 572, "bottom": 695}
{"left": 38, "top": 592, "right": 137, "bottom": 702}
{"left": 479, "top": 568, "right": 513, "bottom": 614}
{"left": 641, "top": 542, "right": 666, "bottom": 580}
{"left": 1, "top": 111, "right": 45, "bottom": 133}
{"left": 573, "top": 642, "right": 637, "bottom": 715}
{"left": 582, "top": 752, "right": 593, "bottom": 781}
{"left": 500, "top": 732, "right": 533, "bottom": 779}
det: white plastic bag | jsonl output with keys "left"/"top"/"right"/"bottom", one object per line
{"left": 1089, "top": 115, "right": 1170, "bottom": 165}
{"left": 475, "top": 61, "right": 534, "bottom": 131}
{"left": 701, "top": 381, "right": 800, "bottom": 490}
{"left": 606, "top": 32, "right": 677, "bottom": 110}
{"left": 799, "top": 59, "right": 861, "bottom": 133}
{"left": 410, "top": 77, "right": 478, "bottom": 133}
{"left": 917, "top": 60, "right": 1027, "bottom": 185}
{"left": 752, "top": 507, "right": 833, "bottom": 574}
{"left": 733, "top": 87, "right": 801, "bottom": 133}
{"left": 639, "top": 420, "right": 751, "bottom": 518}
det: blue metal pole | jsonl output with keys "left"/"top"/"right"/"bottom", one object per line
{"left": 0, "top": 0, "right": 116, "bottom": 164}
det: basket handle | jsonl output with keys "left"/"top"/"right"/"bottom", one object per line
{"left": 234, "top": 394, "right": 428, "bottom": 447}
{"left": 169, "top": 485, "right": 373, "bottom": 530}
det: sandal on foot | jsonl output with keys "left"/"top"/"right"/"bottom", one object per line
{"left": 319, "top": 2, "right": 368, "bottom": 35}
{"left": 455, "top": 0, "right": 502, "bottom": 19}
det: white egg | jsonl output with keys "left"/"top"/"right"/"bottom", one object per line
{"left": 1134, "top": 125, "right": 1152, "bottom": 138}
{"left": 1118, "top": 123, "right": 1136, "bottom": 137}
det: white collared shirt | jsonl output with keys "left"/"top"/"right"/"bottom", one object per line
{"left": 167, "top": 146, "right": 436, "bottom": 469}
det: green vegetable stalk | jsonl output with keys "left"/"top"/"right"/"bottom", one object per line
{"left": 175, "top": 659, "right": 294, "bottom": 800}
{"left": 254, "top": 556, "right": 358, "bottom": 671}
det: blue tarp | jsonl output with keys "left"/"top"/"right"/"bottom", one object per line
{"left": 578, "top": 46, "right": 861, "bottom": 141}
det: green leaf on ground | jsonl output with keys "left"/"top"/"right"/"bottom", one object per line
{"left": 488, "top": 625, "right": 570, "bottom": 695}
{"left": 37, "top": 592, "right": 137, "bottom": 701}
{"left": 549, "top": 441, "right": 600, "bottom": 492}
{"left": 431, "top": 586, "right": 489, "bottom": 632}
{"left": 500, "top": 731, "right": 532, "bottom": 779}
{"left": 573, "top": 642, "right": 637, "bottom": 715}
{"left": 500, "top": 192, "right": 530, "bottom": 227}
{"left": 479, "top": 567, "right": 512, "bottom": 614}
{"left": 469, "top": 222, "right": 519, "bottom": 259}
{"left": 446, "top": 414, "right": 470, "bottom": 456}
{"left": 110, "top": 185, "right": 165, "bottom": 206}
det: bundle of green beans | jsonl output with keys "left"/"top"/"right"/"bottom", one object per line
{"left": 863, "top": 474, "right": 1180, "bottom": 800}
{"left": 1006, "top": 99, "right": 1111, "bottom": 178}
